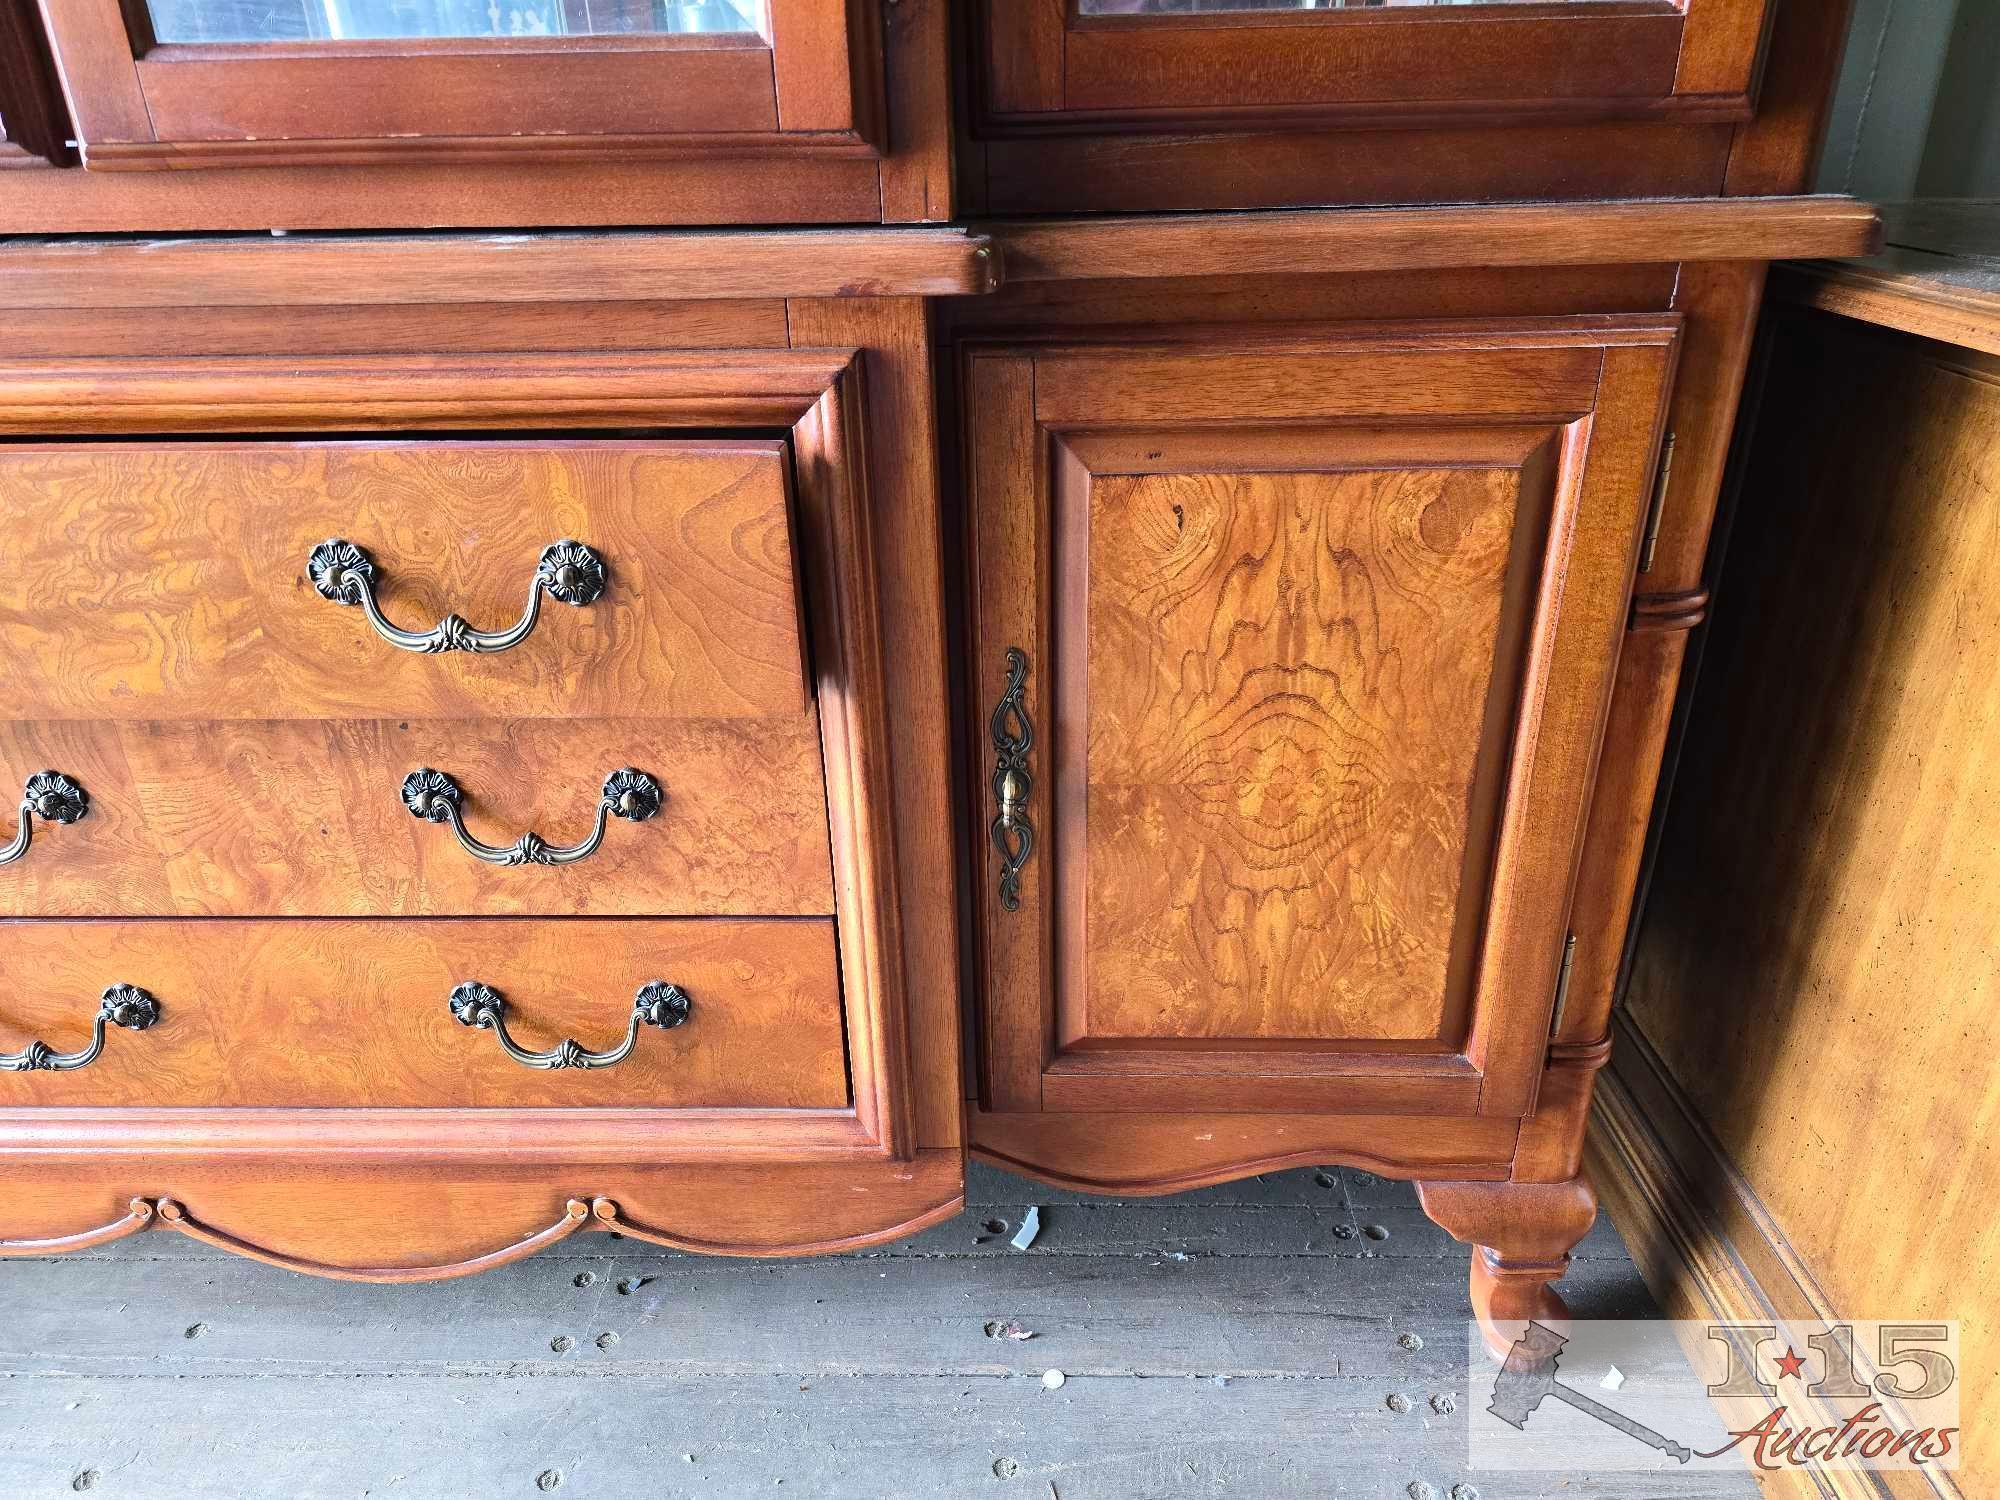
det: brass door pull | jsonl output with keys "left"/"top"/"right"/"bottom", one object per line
{"left": 0, "top": 771, "right": 88, "bottom": 867}
{"left": 308, "top": 538, "right": 606, "bottom": 654}
{"left": 448, "top": 980, "right": 691, "bottom": 1070}
{"left": 402, "top": 767, "right": 662, "bottom": 867}
{"left": 989, "top": 647, "right": 1035, "bottom": 911}
{"left": 1, "top": 985, "right": 160, "bottom": 1073}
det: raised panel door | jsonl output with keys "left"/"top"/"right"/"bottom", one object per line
{"left": 966, "top": 321, "right": 1679, "bottom": 1117}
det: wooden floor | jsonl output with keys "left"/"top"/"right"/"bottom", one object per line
{"left": 0, "top": 1163, "right": 1755, "bottom": 1498}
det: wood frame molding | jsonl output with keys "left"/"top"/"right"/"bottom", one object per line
{"left": 994, "top": 198, "right": 1882, "bottom": 284}
{"left": 0, "top": 228, "right": 1000, "bottom": 310}
{"left": 1774, "top": 257, "right": 2000, "bottom": 361}
{"left": 971, "top": 1109, "right": 1519, "bottom": 1194}
{"left": 0, "top": 1152, "right": 969, "bottom": 1273}
{"left": 973, "top": 0, "right": 1774, "bottom": 136}
{"left": 0, "top": 347, "right": 918, "bottom": 1167}
{"left": 39, "top": 0, "right": 883, "bottom": 170}
{"left": 1589, "top": 1013, "right": 1963, "bottom": 1500}
{"left": 0, "top": 1188, "right": 969, "bottom": 1275}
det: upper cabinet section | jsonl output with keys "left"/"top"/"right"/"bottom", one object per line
{"left": 0, "top": 0, "right": 1847, "bottom": 229}
{"left": 37, "top": 0, "right": 882, "bottom": 169}
{"left": 966, "top": 0, "right": 1800, "bottom": 212}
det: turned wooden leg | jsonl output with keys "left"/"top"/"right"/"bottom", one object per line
{"left": 1414, "top": 1176, "right": 1598, "bottom": 1361}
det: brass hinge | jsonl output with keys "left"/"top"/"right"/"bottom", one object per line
{"left": 1637, "top": 430, "right": 1676, "bottom": 575}
{"left": 1548, "top": 932, "right": 1578, "bottom": 1040}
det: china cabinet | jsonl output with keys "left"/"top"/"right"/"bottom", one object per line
{"left": 0, "top": 0, "right": 1873, "bottom": 1356}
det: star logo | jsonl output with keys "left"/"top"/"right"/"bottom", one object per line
{"left": 1773, "top": 1346, "right": 1808, "bottom": 1381}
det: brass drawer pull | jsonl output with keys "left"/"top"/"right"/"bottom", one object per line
{"left": 402, "top": 767, "right": 662, "bottom": 867}
{"left": 989, "top": 647, "right": 1035, "bottom": 911}
{"left": 1, "top": 984, "right": 160, "bottom": 1073}
{"left": 308, "top": 537, "right": 606, "bottom": 654}
{"left": 448, "top": 979, "right": 691, "bottom": 1070}
{"left": 0, "top": 771, "right": 89, "bottom": 867}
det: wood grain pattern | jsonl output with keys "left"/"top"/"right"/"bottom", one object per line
{"left": 1719, "top": 0, "right": 1853, "bottom": 197}
{"left": 0, "top": 917, "right": 847, "bottom": 1110}
{"left": 788, "top": 296, "right": 966, "bottom": 1149}
{"left": 977, "top": 0, "right": 1768, "bottom": 127}
{"left": 131, "top": 44, "right": 778, "bottom": 145}
{"left": 1774, "top": 253, "right": 2000, "bottom": 360}
{"left": 0, "top": 154, "right": 888, "bottom": 233}
{"left": 1073, "top": 454, "right": 1522, "bottom": 1044}
{"left": 976, "top": 121, "right": 1736, "bottom": 216}
{"left": 1624, "top": 310, "right": 2000, "bottom": 1465}
{"left": 971, "top": 1108, "right": 1515, "bottom": 1193}
{"left": 0, "top": 299, "right": 794, "bottom": 359}
{"left": 0, "top": 230, "right": 999, "bottom": 310}
{"left": 0, "top": 440, "right": 807, "bottom": 722}
{"left": 1417, "top": 1175, "right": 1600, "bottom": 1358}
{"left": 0, "top": 1150, "right": 964, "bottom": 1267}
{"left": 0, "top": 344, "right": 929, "bottom": 1169}
{"left": 996, "top": 198, "right": 1880, "bottom": 285}
{"left": 875, "top": 0, "right": 955, "bottom": 222}
{"left": 1059, "top": 14, "right": 1680, "bottom": 118}
{"left": 0, "top": 716, "right": 833, "bottom": 917}
{"left": 38, "top": 0, "right": 877, "bottom": 170}
{"left": 963, "top": 0, "right": 1796, "bottom": 214}
{"left": 965, "top": 321, "right": 1679, "bottom": 1120}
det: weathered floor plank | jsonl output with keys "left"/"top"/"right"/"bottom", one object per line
{"left": 0, "top": 1166, "right": 1756, "bottom": 1499}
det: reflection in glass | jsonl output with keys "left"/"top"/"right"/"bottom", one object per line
{"left": 147, "top": 0, "right": 763, "bottom": 43}
{"left": 1079, "top": 0, "right": 1586, "bottom": 11}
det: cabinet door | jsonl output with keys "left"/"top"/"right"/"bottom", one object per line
{"left": 966, "top": 321, "right": 1677, "bottom": 1118}
{"left": 978, "top": 0, "right": 1772, "bottom": 131}
{"left": 39, "top": 0, "right": 878, "bottom": 169}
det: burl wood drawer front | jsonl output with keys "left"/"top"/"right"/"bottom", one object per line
{"left": 0, "top": 717, "right": 834, "bottom": 918}
{"left": 0, "top": 440, "right": 807, "bottom": 722}
{"left": 966, "top": 320, "right": 1679, "bottom": 1118}
{"left": 0, "top": 918, "right": 846, "bottom": 1109}
{"left": 0, "top": 437, "right": 836, "bottom": 917}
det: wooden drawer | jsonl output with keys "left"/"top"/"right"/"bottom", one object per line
{"left": 0, "top": 717, "right": 834, "bottom": 917}
{"left": 0, "top": 439, "right": 808, "bottom": 722}
{"left": 0, "top": 918, "right": 847, "bottom": 1110}
{"left": 0, "top": 435, "right": 836, "bottom": 918}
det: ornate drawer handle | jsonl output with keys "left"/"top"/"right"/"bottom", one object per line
{"left": 402, "top": 767, "right": 662, "bottom": 867}
{"left": 308, "top": 537, "right": 606, "bottom": 654}
{"left": 989, "top": 647, "right": 1035, "bottom": 912}
{"left": 0, "top": 771, "right": 89, "bottom": 867}
{"left": 1, "top": 984, "right": 160, "bottom": 1073}
{"left": 448, "top": 979, "right": 691, "bottom": 1070}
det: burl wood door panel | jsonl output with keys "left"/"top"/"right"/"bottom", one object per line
{"left": 967, "top": 322, "right": 1679, "bottom": 1117}
{"left": 0, "top": 917, "right": 847, "bottom": 1109}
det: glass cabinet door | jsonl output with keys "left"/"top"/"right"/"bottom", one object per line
{"left": 39, "top": 0, "right": 875, "bottom": 168}
{"left": 146, "top": 0, "right": 764, "bottom": 43}
{"left": 981, "top": 0, "right": 1773, "bottom": 130}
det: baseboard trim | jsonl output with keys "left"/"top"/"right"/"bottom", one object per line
{"left": 1588, "top": 1012, "right": 1961, "bottom": 1500}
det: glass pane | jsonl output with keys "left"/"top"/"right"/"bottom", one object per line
{"left": 1078, "top": 1, "right": 1592, "bottom": 11}
{"left": 147, "top": 0, "right": 763, "bottom": 44}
